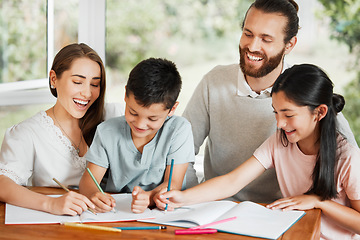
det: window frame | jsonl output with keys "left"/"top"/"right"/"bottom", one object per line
{"left": 0, "top": 0, "right": 105, "bottom": 107}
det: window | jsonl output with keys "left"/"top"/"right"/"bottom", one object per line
{"left": 0, "top": 0, "right": 103, "bottom": 145}
{"left": 0, "top": 0, "right": 81, "bottom": 106}
{"left": 104, "top": 1, "right": 246, "bottom": 114}
{"left": 0, "top": 0, "right": 357, "bottom": 147}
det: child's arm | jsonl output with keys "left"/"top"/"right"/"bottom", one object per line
{"left": 0, "top": 175, "right": 95, "bottom": 215}
{"left": 267, "top": 195, "right": 360, "bottom": 234}
{"left": 131, "top": 162, "right": 188, "bottom": 213}
{"left": 159, "top": 156, "right": 266, "bottom": 211}
{"left": 317, "top": 199, "right": 360, "bottom": 234}
{"left": 79, "top": 162, "right": 116, "bottom": 213}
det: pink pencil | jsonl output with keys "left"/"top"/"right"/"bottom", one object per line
{"left": 175, "top": 229, "right": 217, "bottom": 235}
{"left": 189, "top": 216, "right": 237, "bottom": 230}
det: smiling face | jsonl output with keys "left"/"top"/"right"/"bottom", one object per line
{"left": 51, "top": 57, "right": 101, "bottom": 119}
{"left": 239, "top": 7, "right": 290, "bottom": 78}
{"left": 124, "top": 92, "right": 177, "bottom": 143}
{"left": 272, "top": 91, "right": 320, "bottom": 152}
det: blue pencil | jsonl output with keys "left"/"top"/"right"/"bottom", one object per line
{"left": 114, "top": 226, "right": 167, "bottom": 230}
{"left": 165, "top": 159, "right": 175, "bottom": 212}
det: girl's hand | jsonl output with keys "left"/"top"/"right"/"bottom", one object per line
{"left": 131, "top": 186, "right": 150, "bottom": 213}
{"left": 89, "top": 192, "right": 116, "bottom": 213}
{"left": 266, "top": 194, "right": 321, "bottom": 211}
{"left": 153, "top": 187, "right": 168, "bottom": 210}
{"left": 47, "top": 191, "right": 95, "bottom": 216}
{"left": 158, "top": 190, "right": 186, "bottom": 211}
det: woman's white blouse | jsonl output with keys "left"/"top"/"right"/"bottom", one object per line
{"left": 0, "top": 102, "right": 124, "bottom": 187}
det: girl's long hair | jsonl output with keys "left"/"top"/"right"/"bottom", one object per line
{"left": 49, "top": 43, "right": 106, "bottom": 146}
{"left": 271, "top": 64, "right": 344, "bottom": 200}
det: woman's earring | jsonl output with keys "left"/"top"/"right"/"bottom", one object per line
{"left": 50, "top": 85, "right": 55, "bottom": 89}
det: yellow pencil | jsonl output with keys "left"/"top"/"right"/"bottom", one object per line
{"left": 52, "top": 177, "right": 70, "bottom": 192}
{"left": 52, "top": 178, "right": 96, "bottom": 215}
{"left": 63, "top": 222, "right": 121, "bottom": 233}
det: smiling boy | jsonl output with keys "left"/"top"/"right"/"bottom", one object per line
{"left": 79, "top": 58, "right": 195, "bottom": 213}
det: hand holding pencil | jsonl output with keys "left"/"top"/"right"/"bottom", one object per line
{"left": 154, "top": 159, "right": 183, "bottom": 212}
{"left": 132, "top": 159, "right": 178, "bottom": 213}
{"left": 159, "top": 189, "right": 186, "bottom": 211}
{"left": 82, "top": 167, "right": 116, "bottom": 213}
{"left": 51, "top": 178, "right": 96, "bottom": 216}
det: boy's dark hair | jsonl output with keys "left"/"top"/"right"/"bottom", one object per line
{"left": 271, "top": 64, "right": 344, "bottom": 201}
{"left": 126, "top": 58, "right": 182, "bottom": 110}
{"left": 242, "top": 0, "right": 299, "bottom": 43}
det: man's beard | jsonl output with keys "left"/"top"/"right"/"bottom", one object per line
{"left": 239, "top": 47, "right": 285, "bottom": 78}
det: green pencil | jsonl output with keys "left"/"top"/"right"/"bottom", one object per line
{"left": 86, "top": 168, "right": 104, "bottom": 194}
{"left": 86, "top": 168, "right": 116, "bottom": 213}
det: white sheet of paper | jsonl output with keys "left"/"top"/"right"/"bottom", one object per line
{"left": 5, "top": 194, "right": 157, "bottom": 225}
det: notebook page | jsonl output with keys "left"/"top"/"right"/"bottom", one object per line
{"left": 80, "top": 194, "right": 156, "bottom": 222}
{"left": 5, "top": 194, "right": 159, "bottom": 224}
{"left": 5, "top": 195, "right": 79, "bottom": 224}
{"left": 214, "top": 201, "right": 305, "bottom": 239}
{"left": 141, "top": 200, "right": 237, "bottom": 227}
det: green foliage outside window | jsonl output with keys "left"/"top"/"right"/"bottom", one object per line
{"left": 318, "top": 0, "right": 360, "bottom": 145}
{"left": 0, "top": 0, "right": 47, "bottom": 83}
{"left": 106, "top": 0, "right": 251, "bottom": 77}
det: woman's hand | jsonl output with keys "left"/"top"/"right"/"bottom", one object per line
{"left": 47, "top": 191, "right": 95, "bottom": 216}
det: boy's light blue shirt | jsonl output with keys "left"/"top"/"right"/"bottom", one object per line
{"left": 86, "top": 115, "right": 195, "bottom": 193}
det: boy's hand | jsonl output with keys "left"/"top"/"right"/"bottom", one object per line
{"left": 131, "top": 186, "right": 150, "bottom": 213}
{"left": 47, "top": 191, "right": 95, "bottom": 216}
{"left": 89, "top": 192, "right": 116, "bottom": 213}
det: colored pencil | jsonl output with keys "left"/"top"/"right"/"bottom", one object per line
{"left": 175, "top": 229, "right": 217, "bottom": 235}
{"left": 189, "top": 216, "right": 237, "bottom": 230}
{"left": 52, "top": 178, "right": 96, "bottom": 215}
{"left": 86, "top": 168, "right": 104, "bottom": 194}
{"left": 63, "top": 222, "right": 121, "bottom": 232}
{"left": 85, "top": 168, "right": 116, "bottom": 212}
{"left": 52, "top": 177, "right": 70, "bottom": 192}
{"left": 165, "top": 159, "right": 175, "bottom": 212}
{"left": 114, "top": 226, "right": 167, "bottom": 230}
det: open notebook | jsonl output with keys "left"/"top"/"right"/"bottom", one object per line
{"left": 6, "top": 194, "right": 305, "bottom": 239}
{"left": 5, "top": 194, "right": 159, "bottom": 224}
{"left": 141, "top": 200, "right": 305, "bottom": 240}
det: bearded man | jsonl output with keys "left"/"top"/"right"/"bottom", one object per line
{"left": 183, "top": 0, "right": 357, "bottom": 203}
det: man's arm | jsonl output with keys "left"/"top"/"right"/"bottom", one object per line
{"left": 337, "top": 112, "right": 358, "bottom": 147}
{"left": 182, "top": 78, "right": 210, "bottom": 154}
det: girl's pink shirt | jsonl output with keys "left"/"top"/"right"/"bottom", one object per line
{"left": 254, "top": 132, "right": 360, "bottom": 240}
